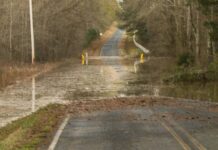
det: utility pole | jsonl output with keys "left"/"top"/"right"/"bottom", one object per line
{"left": 9, "top": 0, "right": 13, "bottom": 61}
{"left": 29, "top": 0, "right": 35, "bottom": 65}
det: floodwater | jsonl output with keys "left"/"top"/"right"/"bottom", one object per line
{"left": 65, "top": 57, "right": 218, "bottom": 103}
{"left": 0, "top": 29, "right": 217, "bottom": 128}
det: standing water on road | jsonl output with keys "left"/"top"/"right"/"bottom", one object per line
{"left": 0, "top": 29, "right": 217, "bottom": 127}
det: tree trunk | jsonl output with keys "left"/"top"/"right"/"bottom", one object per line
{"left": 187, "top": 4, "right": 191, "bottom": 50}
{"left": 211, "top": 6, "right": 216, "bottom": 59}
{"left": 195, "top": 7, "right": 200, "bottom": 61}
{"left": 207, "top": 6, "right": 215, "bottom": 63}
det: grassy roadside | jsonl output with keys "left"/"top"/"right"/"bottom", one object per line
{"left": 0, "top": 104, "right": 67, "bottom": 150}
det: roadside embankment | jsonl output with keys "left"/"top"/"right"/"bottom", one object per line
{"left": 0, "top": 104, "right": 67, "bottom": 150}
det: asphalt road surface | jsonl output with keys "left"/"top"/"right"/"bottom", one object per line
{"left": 101, "top": 29, "right": 123, "bottom": 56}
{"left": 54, "top": 106, "right": 218, "bottom": 150}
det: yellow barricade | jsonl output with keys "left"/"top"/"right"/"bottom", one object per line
{"left": 140, "top": 53, "right": 144, "bottom": 63}
{"left": 81, "top": 54, "right": 85, "bottom": 65}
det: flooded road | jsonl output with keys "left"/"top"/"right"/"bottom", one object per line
{"left": 0, "top": 29, "right": 217, "bottom": 128}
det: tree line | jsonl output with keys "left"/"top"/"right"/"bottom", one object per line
{"left": 119, "top": 0, "right": 218, "bottom": 67}
{"left": 0, "top": 0, "right": 118, "bottom": 63}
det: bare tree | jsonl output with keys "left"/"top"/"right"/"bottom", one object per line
{"left": 0, "top": 0, "right": 118, "bottom": 63}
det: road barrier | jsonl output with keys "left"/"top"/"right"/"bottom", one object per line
{"left": 81, "top": 52, "right": 89, "bottom": 65}
{"left": 81, "top": 54, "right": 85, "bottom": 65}
{"left": 133, "top": 34, "right": 150, "bottom": 54}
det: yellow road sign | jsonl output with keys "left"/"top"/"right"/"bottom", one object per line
{"left": 81, "top": 54, "right": 85, "bottom": 65}
{"left": 140, "top": 53, "right": 144, "bottom": 63}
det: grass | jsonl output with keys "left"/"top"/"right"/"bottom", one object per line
{"left": 164, "top": 57, "right": 218, "bottom": 83}
{"left": 0, "top": 104, "right": 67, "bottom": 150}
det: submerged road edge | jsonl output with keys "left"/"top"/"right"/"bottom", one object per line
{"left": 48, "top": 115, "right": 70, "bottom": 150}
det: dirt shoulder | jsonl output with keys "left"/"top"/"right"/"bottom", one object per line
{"left": 68, "top": 97, "right": 218, "bottom": 115}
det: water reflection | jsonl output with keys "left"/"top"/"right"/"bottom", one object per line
{"left": 76, "top": 57, "right": 218, "bottom": 102}
{"left": 100, "top": 67, "right": 104, "bottom": 75}
{"left": 154, "top": 87, "right": 160, "bottom": 97}
{"left": 134, "top": 57, "right": 150, "bottom": 73}
{"left": 32, "top": 77, "right": 36, "bottom": 112}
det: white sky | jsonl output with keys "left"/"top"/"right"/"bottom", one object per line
{"left": 116, "top": 0, "right": 123, "bottom": 3}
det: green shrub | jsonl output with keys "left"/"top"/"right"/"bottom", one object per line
{"left": 83, "top": 28, "right": 100, "bottom": 48}
{"left": 208, "top": 57, "right": 218, "bottom": 73}
{"left": 177, "top": 52, "right": 195, "bottom": 68}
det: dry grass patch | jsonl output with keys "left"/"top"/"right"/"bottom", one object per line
{"left": 0, "top": 62, "right": 62, "bottom": 89}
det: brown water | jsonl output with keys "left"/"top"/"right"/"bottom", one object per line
{"left": 65, "top": 57, "right": 218, "bottom": 102}
{"left": 0, "top": 57, "right": 217, "bottom": 128}
{"left": 0, "top": 29, "right": 217, "bottom": 128}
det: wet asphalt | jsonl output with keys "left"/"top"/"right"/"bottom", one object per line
{"left": 54, "top": 106, "right": 218, "bottom": 150}
{"left": 53, "top": 30, "right": 218, "bottom": 150}
{"left": 55, "top": 108, "right": 182, "bottom": 150}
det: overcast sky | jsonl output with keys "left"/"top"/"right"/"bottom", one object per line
{"left": 116, "top": 0, "right": 123, "bottom": 3}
